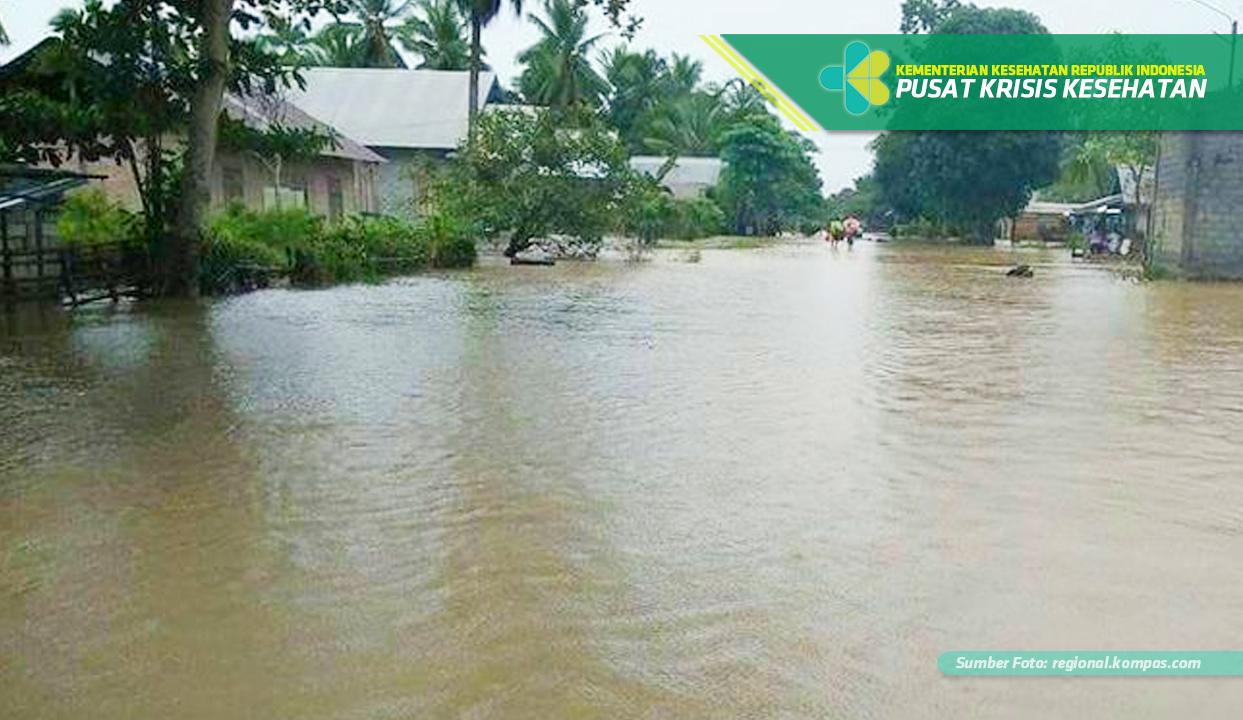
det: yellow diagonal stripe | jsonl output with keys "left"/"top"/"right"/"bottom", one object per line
{"left": 699, "top": 35, "right": 816, "bottom": 132}
{"left": 710, "top": 34, "right": 815, "bottom": 132}
{"left": 698, "top": 35, "right": 807, "bottom": 131}
{"left": 712, "top": 35, "right": 817, "bottom": 130}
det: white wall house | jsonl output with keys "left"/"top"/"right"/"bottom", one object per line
{"left": 286, "top": 68, "right": 503, "bottom": 217}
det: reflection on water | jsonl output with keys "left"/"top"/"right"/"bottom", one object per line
{"left": 3, "top": 243, "right": 1243, "bottom": 718}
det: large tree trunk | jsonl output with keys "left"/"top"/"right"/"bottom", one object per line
{"left": 467, "top": 16, "right": 481, "bottom": 148}
{"left": 168, "top": 0, "right": 234, "bottom": 297}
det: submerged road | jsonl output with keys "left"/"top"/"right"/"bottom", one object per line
{"left": 3, "top": 242, "right": 1243, "bottom": 718}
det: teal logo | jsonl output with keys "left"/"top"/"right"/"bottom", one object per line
{"left": 820, "top": 41, "right": 891, "bottom": 114}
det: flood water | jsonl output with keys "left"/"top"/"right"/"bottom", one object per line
{"left": 3, "top": 242, "right": 1243, "bottom": 718}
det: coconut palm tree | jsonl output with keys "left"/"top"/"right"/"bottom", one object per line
{"left": 517, "top": 0, "right": 607, "bottom": 109}
{"left": 331, "top": 0, "right": 416, "bottom": 68}
{"left": 403, "top": 0, "right": 474, "bottom": 70}
{"left": 601, "top": 47, "right": 668, "bottom": 152}
{"left": 643, "top": 91, "right": 728, "bottom": 157}
{"left": 458, "top": 0, "right": 523, "bottom": 141}
{"left": 306, "top": 23, "right": 367, "bottom": 67}
{"left": 666, "top": 54, "right": 703, "bottom": 97}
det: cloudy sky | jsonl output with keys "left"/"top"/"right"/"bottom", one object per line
{"left": 1, "top": 0, "right": 1236, "bottom": 191}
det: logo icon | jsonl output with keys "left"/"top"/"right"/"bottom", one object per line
{"left": 820, "top": 41, "right": 890, "bottom": 114}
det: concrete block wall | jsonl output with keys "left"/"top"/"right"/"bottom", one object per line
{"left": 1152, "top": 132, "right": 1243, "bottom": 279}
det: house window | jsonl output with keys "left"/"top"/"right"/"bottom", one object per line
{"left": 263, "top": 177, "right": 307, "bottom": 210}
{"left": 328, "top": 176, "right": 344, "bottom": 221}
{"left": 223, "top": 166, "right": 245, "bottom": 205}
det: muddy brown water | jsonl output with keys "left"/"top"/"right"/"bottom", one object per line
{"left": 3, "top": 243, "right": 1243, "bottom": 718}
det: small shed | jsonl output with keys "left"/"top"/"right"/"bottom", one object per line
{"left": 1, "top": 166, "right": 94, "bottom": 299}
{"left": 629, "top": 156, "right": 724, "bottom": 199}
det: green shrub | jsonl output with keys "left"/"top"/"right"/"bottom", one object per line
{"left": 201, "top": 205, "right": 300, "bottom": 293}
{"left": 201, "top": 205, "right": 476, "bottom": 294}
{"left": 624, "top": 190, "right": 676, "bottom": 246}
{"left": 1066, "top": 231, "right": 1087, "bottom": 251}
{"left": 209, "top": 204, "right": 322, "bottom": 251}
{"left": 670, "top": 197, "right": 725, "bottom": 240}
{"left": 420, "top": 210, "right": 476, "bottom": 268}
{"left": 620, "top": 191, "right": 726, "bottom": 244}
{"left": 57, "top": 189, "right": 139, "bottom": 247}
{"left": 319, "top": 215, "right": 426, "bottom": 280}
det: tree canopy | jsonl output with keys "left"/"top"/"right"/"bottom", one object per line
{"left": 873, "top": 1, "right": 1063, "bottom": 242}
{"left": 517, "top": 0, "right": 607, "bottom": 109}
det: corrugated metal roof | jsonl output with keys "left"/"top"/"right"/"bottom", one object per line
{"left": 1024, "top": 193, "right": 1124, "bottom": 216}
{"left": 284, "top": 68, "right": 498, "bottom": 150}
{"left": 223, "top": 93, "right": 386, "bottom": 164}
{"left": 630, "top": 156, "right": 724, "bottom": 187}
{"left": 0, "top": 166, "right": 95, "bottom": 211}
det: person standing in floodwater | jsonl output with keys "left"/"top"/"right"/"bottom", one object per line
{"left": 827, "top": 219, "right": 845, "bottom": 247}
{"left": 844, "top": 214, "right": 862, "bottom": 247}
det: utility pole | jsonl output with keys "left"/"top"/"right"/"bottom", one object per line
{"left": 1186, "top": 0, "right": 1238, "bottom": 90}
{"left": 1230, "top": 19, "right": 1237, "bottom": 90}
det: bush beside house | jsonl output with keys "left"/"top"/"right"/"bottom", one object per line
{"left": 202, "top": 205, "right": 475, "bottom": 294}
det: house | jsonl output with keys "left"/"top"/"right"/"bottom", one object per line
{"left": 285, "top": 68, "right": 503, "bottom": 216}
{"left": 55, "top": 92, "right": 386, "bottom": 219}
{"left": 0, "top": 40, "right": 384, "bottom": 220}
{"left": 1000, "top": 194, "right": 1125, "bottom": 243}
{"left": 629, "top": 156, "right": 724, "bottom": 199}
{"left": 215, "top": 93, "right": 385, "bottom": 219}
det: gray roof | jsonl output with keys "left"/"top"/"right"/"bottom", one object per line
{"left": 223, "top": 93, "right": 386, "bottom": 164}
{"left": 0, "top": 166, "right": 95, "bottom": 211}
{"left": 630, "top": 156, "right": 724, "bottom": 187}
{"left": 1024, "top": 194, "right": 1124, "bottom": 216}
{"left": 284, "top": 68, "right": 499, "bottom": 150}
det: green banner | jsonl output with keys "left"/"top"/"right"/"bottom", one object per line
{"left": 940, "top": 651, "right": 1243, "bottom": 675}
{"left": 723, "top": 34, "right": 1243, "bottom": 130}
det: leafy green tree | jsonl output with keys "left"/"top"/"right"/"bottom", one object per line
{"left": 873, "top": 129, "right": 1061, "bottom": 241}
{"left": 716, "top": 116, "right": 823, "bottom": 235}
{"left": 442, "top": 107, "right": 634, "bottom": 256}
{"left": 405, "top": 0, "right": 473, "bottom": 70}
{"left": 718, "top": 79, "right": 768, "bottom": 123}
{"left": 0, "top": 0, "right": 333, "bottom": 295}
{"left": 875, "top": 2, "right": 1062, "bottom": 243}
{"left": 256, "top": 15, "right": 316, "bottom": 65}
{"left": 518, "top": 0, "right": 608, "bottom": 109}
{"left": 0, "top": 1, "right": 196, "bottom": 246}
{"left": 900, "top": 0, "right": 1045, "bottom": 35}
{"left": 172, "top": 0, "right": 341, "bottom": 297}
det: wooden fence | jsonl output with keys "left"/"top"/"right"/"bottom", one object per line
{"left": 0, "top": 242, "right": 151, "bottom": 306}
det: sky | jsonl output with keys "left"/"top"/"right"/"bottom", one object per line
{"left": 2, "top": 0, "right": 1239, "bottom": 192}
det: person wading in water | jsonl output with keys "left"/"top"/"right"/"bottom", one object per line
{"left": 843, "top": 214, "right": 862, "bottom": 247}
{"left": 826, "top": 219, "right": 845, "bottom": 247}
